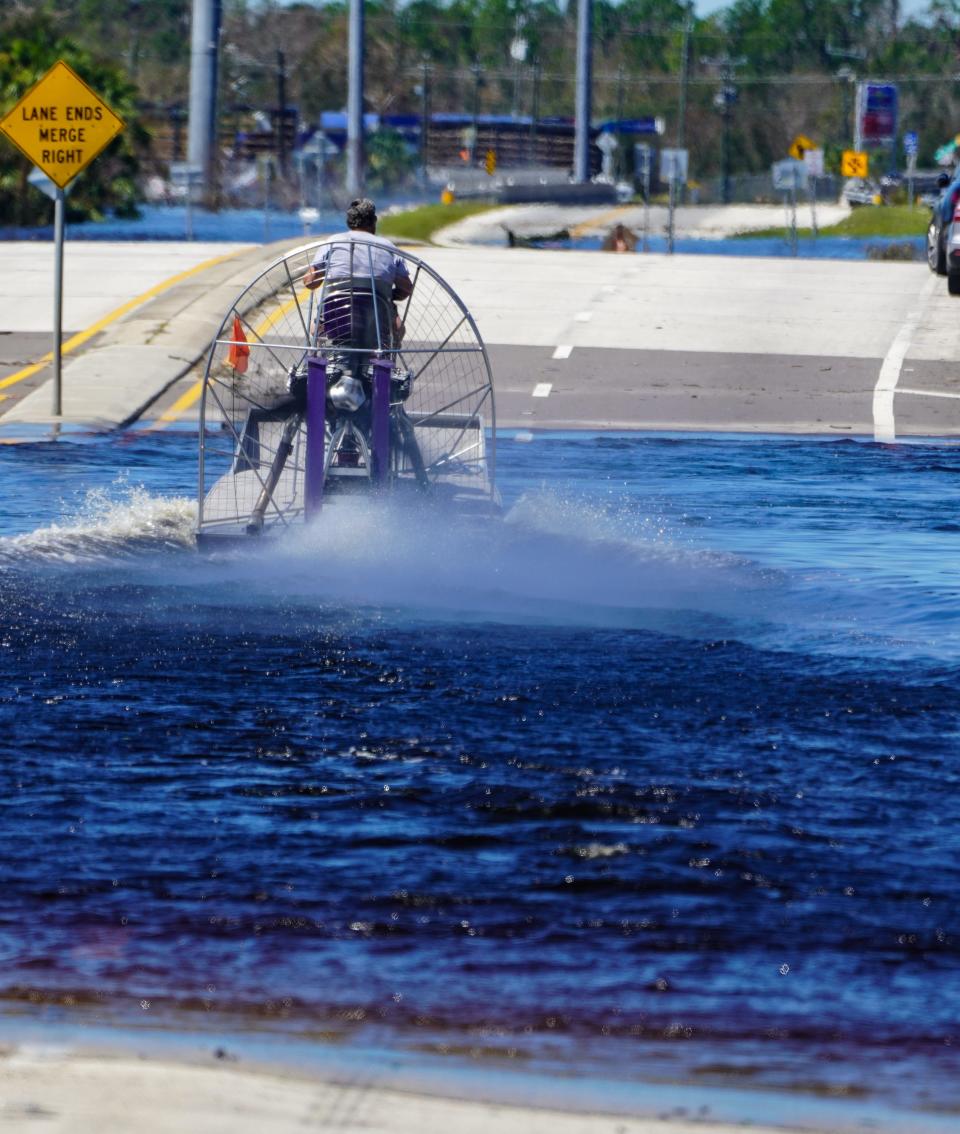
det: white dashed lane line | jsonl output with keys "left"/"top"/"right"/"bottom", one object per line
{"left": 574, "top": 311, "right": 593, "bottom": 322}
{"left": 532, "top": 383, "right": 553, "bottom": 398}
{"left": 552, "top": 344, "right": 573, "bottom": 360}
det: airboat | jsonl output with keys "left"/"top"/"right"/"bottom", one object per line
{"left": 196, "top": 240, "right": 498, "bottom": 547}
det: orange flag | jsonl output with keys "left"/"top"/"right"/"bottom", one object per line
{"left": 227, "top": 316, "right": 250, "bottom": 374}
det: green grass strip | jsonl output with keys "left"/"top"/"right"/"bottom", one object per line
{"left": 378, "top": 201, "right": 498, "bottom": 243}
{"left": 735, "top": 204, "right": 930, "bottom": 240}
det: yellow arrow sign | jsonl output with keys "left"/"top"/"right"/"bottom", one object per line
{"left": 788, "top": 134, "right": 817, "bottom": 160}
{"left": 841, "top": 150, "right": 869, "bottom": 178}
{"left": 0, "top": 59, "right": 124, "bottom": 189}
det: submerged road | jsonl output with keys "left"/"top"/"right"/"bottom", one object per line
{"left": 1, "top": 239, "right": 959, "bottom": 438}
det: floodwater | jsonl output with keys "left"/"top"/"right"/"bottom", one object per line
{"left": 571, "top": 233, "right": 926, "bottom": 260}
{"left": 0, "top": 204, "right": 926, "bottom": 261}
{"left": 0, "top": 430, "right": 958, "bottom": 1129}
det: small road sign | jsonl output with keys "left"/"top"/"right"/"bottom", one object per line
{"left": 634, "top": 143, "right": 654, "bottom": 180}
{"left": 772, "top": 157, "right": 807, "bottom": 191}
{"left": 803, "top": 148, "right": 824, "bottom": 177}
{"left": 484, "top": 149, "right": 496, "bottom": 176}
{"left": 169, "top": 161, "right": 203, "bottom": 187}
{"left": 27, "top": 165, "right": 73, "bottom": 202}
{"left": 841, "top": 150, "right": 869, "bottom": 178}
{"left": 903, "top": 131, "right": 918, "bottom": 156}
{"left": 0, "top": 59, "right": 123, "bottom": 189}
{"left": 659, "top": 148, "right": 688, "bottom": 183}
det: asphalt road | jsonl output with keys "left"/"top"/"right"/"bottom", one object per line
{"left": 4, "top": 240, "right": 960, "bottom": 437}
{"left": 145, "top": 248, "right": 960, "bottom": 437}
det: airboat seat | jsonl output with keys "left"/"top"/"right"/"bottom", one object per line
{"left": 319, "top": 276, "right": 396, "bottom": 355}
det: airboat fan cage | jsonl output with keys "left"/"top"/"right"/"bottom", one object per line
{"left": 197, "top": 239, "right": 497, "bottom": 539}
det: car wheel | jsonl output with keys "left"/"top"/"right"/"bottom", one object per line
{"left": 948, "top": 273, "right": 960, "bottom": 296}
{"left": 929, "top": 221, "right": 948, "bottom": 275}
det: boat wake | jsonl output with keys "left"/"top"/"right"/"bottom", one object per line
{"left": 3, "top": 483, "right": 910, "bottom": 655}
{"left": 196, "top": 488, "right": 784, "bottom": 637}
{"left": 0, "top": 484, "right": 778, "bottom": 628}
{"left": 0, "top": 487, "right": 197, "bottom": 567}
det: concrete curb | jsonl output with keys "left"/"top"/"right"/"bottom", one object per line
{"left": 0, "top": 236, "right": 313, "bottom": 430}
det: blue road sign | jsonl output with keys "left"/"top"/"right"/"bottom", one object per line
{"left": 903, "top": 131, "right": 918, "bottom": 155}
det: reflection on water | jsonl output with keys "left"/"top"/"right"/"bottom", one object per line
{"left": 0, "top": 432, "right": 958, "bottom": 1123}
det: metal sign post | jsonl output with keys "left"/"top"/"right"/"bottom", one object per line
{"left": 634, "top": 144, "right": 653, "bottom": 252}
{"left": 0, "top": 59, "right": 124, "bottom": 422}
{"left": 660, "top": 148, "right": 688, "bottom": 256}
{"left": 170, "top": 162, "right": 203, "bottom": 240}
{"left": 803, "top": 149, "right": 824, "bottom": 240}
{"left": 772, "top": 158, "right": 807, "bottom": 257}
{"left": 52, "top": 188, "right": 65, "bottom": 416}
{"left": 27, "top": 168, "right": 74, "bottom": 415}
{"left": 667, "top": 174, "right": 677, "bottom": 254}
{"left": 904, "top": 131, "right": 919, "bottom": 208}
{"left": 643, "top": 158, "right": 651, "bottom": 253}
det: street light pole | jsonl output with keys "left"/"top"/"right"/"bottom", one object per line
{"left": 677, "top": 4, "right": 692, "bottom": 150}
{"left": 720, "top": 68, "right": 733, "bottom": 203}
{"left": 573, "top": 0, "right": 592, "bottom": 183}
{"left": 276, "top": 50, "right": 287, "bottom": 177}
{"left": 470, "top": 61, "right": 482, "bottom": 164}
{"left": 703, "top": 54, "right": 742, "bottom": 204}
{"left": 346, "top": 0, "right": 364, "bottom": 197}
{"left": 420, "top": 59, "right": 431, "bottom": 183}
{"left": 529, "top": 59, "right": 541, "bottom": 166}
{"left": 187, "top": 0, "right": 223, "bottom": 199}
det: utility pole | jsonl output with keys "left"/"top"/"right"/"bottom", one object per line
{"left": 529, "top": 59, "right": 541, "bottom": 166}
{"left": 573, "top": 0, "right": 592, "bottom": 183}
{"left": 826, "top": 42, "right": 865, "bottom": 151}
{"left": 276, "top": 50, "right": 287, "bottom": 177}
{"left": 719, "top": 67, "right": 734, "bottom": 204}
{"left": 187, "top": 0, "right": 223, "bottom": 198}
{"left": 703, "top": 54, "right": 743, "bottom": 204}
{"left": 677, "top": 4, "right": 693, "bottom": 150}
{"left": 420, "top": 59, "right": 431, "bottom": 183}
{"left": 510, "top": 12, "right": 528, "bottom": 118}
{"left": 346, "top": 0, "right": 364, "bottom": 197}
{"left": 470, "top": 61, "right": 482, "bottom": 164}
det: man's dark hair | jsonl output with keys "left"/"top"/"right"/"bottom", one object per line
{"left": 346, "top": 198, "right": 377, "bottom": 230}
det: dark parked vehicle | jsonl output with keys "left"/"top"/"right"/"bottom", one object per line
{"left": 927, "top": 168, "right": 960, "bottom": 292}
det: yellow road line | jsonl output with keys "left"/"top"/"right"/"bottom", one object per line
{"left": 568, "top": 204, "right": 636, "bottom": 240}
{"left": 148, "top": 288, "right": 309, "bottom": 431}
{"left": 0, "top": 250, "right": 246, "bottom": 394}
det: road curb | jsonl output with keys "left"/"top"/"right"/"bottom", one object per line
{"left": 0, "top": 236, "right": 313, "bottom": 430}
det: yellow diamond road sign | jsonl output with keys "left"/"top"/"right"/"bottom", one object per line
{"left": 841, "top": 150, "right": 869, "bottom": 178}
{"left": 0, "top": 59, "right": 124, "bottom": 189}
{"left": 788, "top": 134, "right": 816, "bottom": 161}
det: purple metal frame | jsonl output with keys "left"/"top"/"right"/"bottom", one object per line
{"left": 305, "top": 357, "right": 327, "bottom": 517}
{"left": 371, "top": 358, "right": 391, "bottom": 486}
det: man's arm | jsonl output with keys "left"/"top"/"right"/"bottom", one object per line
{"left": 303, "top": 263, "right": 325, "bottom": 290}
{"left": 392, "top": 268, "right": 413, "bottom": 300}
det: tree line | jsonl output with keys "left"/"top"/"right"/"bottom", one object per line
{"left": 3, "top": 0, "right": 960, "bottom": 224}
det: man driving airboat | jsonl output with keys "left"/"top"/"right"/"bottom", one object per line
{"left": 304, "top": 197, "right": 412, "bottom": 355}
